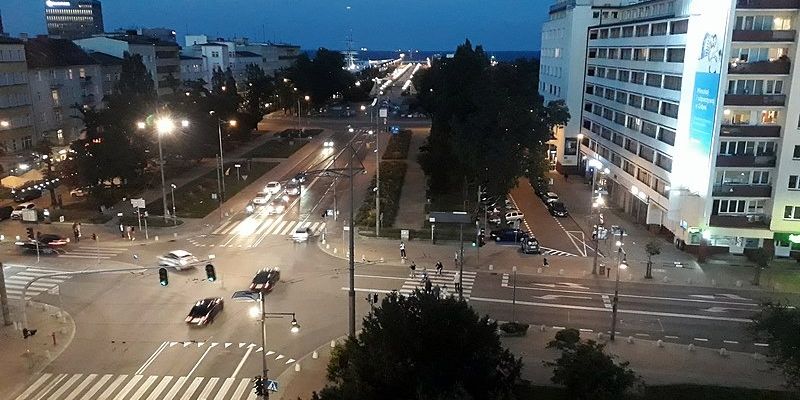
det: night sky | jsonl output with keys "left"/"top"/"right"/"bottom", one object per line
{"left": 3, "top": 0, "right": 550, "bottom": 51}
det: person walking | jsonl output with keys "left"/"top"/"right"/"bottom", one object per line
{"left": 76, "top": 223, "right": 82, "bottom": 242}
{"left": 119, "top": 223, "right": 125, "bottom": 238}
{"left": 72, "top": 222, "right": 80, "bottom": 243}
{"left": 424, "top": 277, "right": 432, "bottom": 294}
{"left": 409, "top": 261, "right": 416, "bottom": 278}
{"left": 453, "top": 271, "right": 462, "bottom": 294}
{"left": 454, "top": 251, "right": 459, "bottom": 266}
{"left": 433, "top": 284, "right": 441, "bottom": 298}
{"left": 543, "top": 257, "right": 550, "bottom": 268}
{"left": 400, "top": 241, "right": 406, "bottom": 259}
{"left": 435, "top": 261, "right": 443, "bottom": 275}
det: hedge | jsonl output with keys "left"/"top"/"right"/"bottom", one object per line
{"left": 382, "top": 130, "right": 412, "bottom": 160}
{"left": 355, "top": 161, "right": 407, "bottom": 227}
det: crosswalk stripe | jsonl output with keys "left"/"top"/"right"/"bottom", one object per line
{"left": 252, "top": 218, "right": 274, "bottom": 236}
{"left": 5, "top": 282, "right": 59, "bottom": 290}
{"left": 30, "top": 373, "right": 67, "bottom": 400}
{"left": 265, "top": 220, "right": 284, "bottom": 235}
{"left": 63, "top": 374, "right": 97, "bottom": 400}
{"left": 280, "top": 221, "right": 298, "bottom": 235}
{"left": 230, "top": 379, "right": 250, "bottom": 400}
{"left": 246, "top": 387, "right": 257, "bottom": 400}
{"left": 213, "top": 378, "right": 236, "bottom": 400}
{"left": 78, "top": 374, "right": 113, "bottom": 400}
{"left": 197, "top": 377, "right": 219, "bottom": 400}
{"left": 310, "top": 222, "right": 320, "bottom": 233}
{"left": 160, "top": 376, "right": 187, "bottom": 400}
{"left": 48, "top": 373, "right": 83, "bottom": 399}
{"left": 212, "top": 221, "right": 235, "bottom": 235}
{"left": 113, "top": 374, "right": 142, "bottom": 399}
{"left": 97, "top": 374, "right": 127, "bottom": 400}
{"left": 14, "top": 373, "right": 52, "bottom": 400}
{"left": 128, "top": 375, "right": 158, "bottom": 400}
{"left": 179, "top": 377, "right": 204, "bottom": 400}
{"left": 144, "top": 376, "right": 173, "bottom": 400}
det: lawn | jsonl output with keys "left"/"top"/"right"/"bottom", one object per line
{"left": 241, "top": 139, "right": 309, "bottom": 159}
{"left": 147, "top": 161, "right": 278, "bottom": 219}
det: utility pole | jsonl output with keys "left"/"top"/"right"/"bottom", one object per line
{"left": 348, "top": 143, "right": 356, "bottom": 338}
{"left": 610, "top": 228, "right": 626, "bottom": 341}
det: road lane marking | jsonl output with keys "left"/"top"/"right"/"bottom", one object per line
{"left": 144, "top": 376, "right": 173, "bottom": 400}
{"left": 635, "top": 333, "right": 650, "bottom": 337}
{"left": 78, "top": 374, "right": 112, "bottom": 400}
{"left": 97, "top": 374, "right": 127, "bottom": 400}
{"left": 579, "top": 328, "right": 593, "bottom": 332}
{"left": 355, "top": 274, "right": 408, "bottom": 281}
{"left": 693, "top": 338, "right": 709, "bottom": 342}
{"left": 197, "top": 377, "right": 219, "bottom": 400}
{"left": 664, "top": 335, "right": 679, "bottom": 339}
{"left": 160, "top": 376, "right": 187, "bottom": 400}
{"left": 506, "top": 284, "right": 759, "bottom": 307}
{"left": 537, "top": 294, "right": 592, "bottom": 300}
{"left": 469, "top": 296, "right": 753, "bottom": 323}
{"left": 343, "top": 288, "right": 402, "bottom": 294}
{"left": 187, "top": 343, "right": 217, "bottom": 377}
{"left": 135, "top": 341, "right": 167, "bottom": 375}
{"left": 754, "top": 343, "right": 769, "bottom": 347}
{"left": 128, "top": 375, "right": 157, "bottom": 400}
{"left": 231, "top": 345, "right": 255, "bottom": 378}
{"left": 62, "top": 374, "right": 96, "bottom": 400}
{"left": 113, "top": 374, "right": 143, "bottom": 399}
{"left": 179, "top": 377, "right": 204, "bottom": 400}
{"left": 723, "top": 340, "right": 739, "bottom": 344}
{"left": 230, "top": 379, "right": 251, "bottom": 400}
{"left": 601, "top": 295, "right": 612, "bottom": 309}
{"left": 47, "top": 374, "right": 82, "bottom": 400}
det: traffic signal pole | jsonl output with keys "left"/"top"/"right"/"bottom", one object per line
{"left": 260, "top": 291, "right": 269, "bottom": 399}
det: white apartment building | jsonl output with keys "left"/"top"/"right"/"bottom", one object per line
{"left": 543, "top": 0, "right": 800, "bottom": 258}
{"left": 0, "top": 36, "right": 35, "bottom": 154}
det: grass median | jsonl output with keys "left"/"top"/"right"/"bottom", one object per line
{"left": 382, "top": 129, "right": 412, "bottom": 160}
{"left": 356, "top": 161, "right": 407, "bottom": 228}
{"left": 147, "top": 161, "right": 278, "bottom": 219}
{"left": 241, "top": 138, "right": 309, "bottom": 159}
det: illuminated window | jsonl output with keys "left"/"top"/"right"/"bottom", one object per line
{"left": 761, "top": 110, "right": 780, "bottom": 124}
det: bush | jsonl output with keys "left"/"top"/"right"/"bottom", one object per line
{"left": 355, "top": 161, "right": 407, "bottom": 227}
{"left": 276, "top": 128, "right": 322, "bottom": 139}
{"left": 499, "top": 321, "right": 529, "bottom": 337}
{"left": 382, "top": 130, "right": 412, "bottom": 160}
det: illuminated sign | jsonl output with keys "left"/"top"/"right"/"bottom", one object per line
{"left": 790, "top": 234, "right": 800, "bottom": 244}
{"left": 46, "top": 0, "right": 72, "bottom": 7}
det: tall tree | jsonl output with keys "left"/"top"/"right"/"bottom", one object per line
{"left": 315, "top": 291, "right": 521, "bottom": 400}
{"left": 751, "top": 303, "right": 800, "bottom": 390}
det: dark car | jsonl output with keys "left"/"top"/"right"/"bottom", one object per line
{"left": 489, "top": 228, "right": 529, "bottom": 243}
{"left": 250, "top": 268, "right": 281, "bottom": 292}
{"left": 548, "top": 201, "right": 569, "bottom": 217}
{"left": 13, "top": 188, "right": 42, "bottom": 202}
{"left": 185, "top": 297, "right": 224, "bottom": 326}
{"left": 0, "top": 206, "right": 13, "bottom": 221}
{"left": 521, "top": 237, "right": 541, "bottom": 254}
{"left": 37, "top": 233, "right": 70, "bottom": 247}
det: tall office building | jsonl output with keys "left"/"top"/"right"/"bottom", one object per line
{"left": 541, "top": 0, "right": 800, "bottom": 258}
{"left": 45, "top": 0, "right": 104, "bottom": 39}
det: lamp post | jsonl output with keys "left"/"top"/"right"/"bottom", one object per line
{"left": 210, "top": 112, "right": 236, "bottom": 218}
{"left": 138, "top": 117, "right": 188, "bottom": 222}
{"left": 610, "top": 229, "right": 626, "bottom": 341}
{"left": 170, "top": 183, "right": 177, "bottom": 226}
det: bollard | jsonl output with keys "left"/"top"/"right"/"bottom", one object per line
{"left": 379, "top": 257, "right": 384, "bottom": 263}
{"left": 295, "top": 363, "right": 301, "bottom": 372}
{"left": 333, "top": 248, "right": 338, "bottom": 254}
{"left": 331, "top": 340, "right": 336, "bottom": 348}
{"left": 558, "top": 269, "right": 564, "bottom": 275}
{"left": 52, "top": 332, "right": 57, "bottom": 346}
{"left": 627, "top": 336, "right": 634, "bottom": 344}
{"left": 688, "top": 343, "right": 695, "bottom": 352}
{"left": 657, "top": 340, "right": 664, "bottom": 348}
{"left": 312, "top": 351, "right": 319, "bottom": 359}
{"left": 736, "top": 280, "right": 742, "bottom": 287}
{"left": 488, "top": 264, "right": 493, "bottom": 271}
{"left": 173, "top": 232, "right": 178, "bottom": 238}
{"left": 540, "top": 325, "right": 547, "bottom": 332}
{"left": 719, "top": 348, "right": 728, "bottom": 357}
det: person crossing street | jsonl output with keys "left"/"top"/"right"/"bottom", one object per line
{"left": 435, "top": 261, "right": 443, "bottom": 275}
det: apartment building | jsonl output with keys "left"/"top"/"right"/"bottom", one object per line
{"left": 543, "top": 0, "right": 800, "bottom": 257}
{"left": 45, "top": 0, "right": 104, "bottom": 40}
{"left": 0, "top": 36, "right": 35, "bottom": 154}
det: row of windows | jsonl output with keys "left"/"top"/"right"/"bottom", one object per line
{"left": 584, "top": 105, "right": 676, "bottom": 148}
{"left": 590, "top": 17, "right": 687, "bottom": 40}
{"left": 541, "top": 48, "right": 562, "bottom": 59}
{"left": 1, "top": 136, "right": 34, "bottom": 153}
{"left": 588, "top": 139, "right": 671, "bottom": 198}
{"left": 587, "top": 66, "right": 683, "bottom": 91}
{"left": 717, "top": 199, "right": 767, "bottom": 215}
{"left": 540, "top": 81, "right": 562, "bottom": 97}
{"left": 585, "top": 118, "right": 674, "bottom": 173}
{"left": 723, "top": 109, "right": 781, "bottom": 125}
{"left": 716, "top": 170, "right": 771, "bottom": 186}
{"left": 589, "top": 47, "right": 685, "bottom": 63}
{"left": 0, "top": 49, "right": 25, "bottom": 62}
{"left": 0, "top": 72, "right": 27, "bottom": 86}
{"left": 0, "top": 92, "right": 31, "bottom": 109}
{"left": 617, "top": 1, "right": 676, "bottom": 23}
{"left": 35, "top": 67, "right": 88, "bottom": 82}
{"left": 718, "top": 140, "right": 777, "bottom": 156}
{"left": 734, "top": 15, "right": 793, "bottom": 31}
{"left": 586, "top": 86, "right": 680, "bottom": 122}
{"left": 0, "top": 115, "right": 31, "bottom": 129}
{"left": 541, "top": 64, "right": 562, "bottom": 78}
{"left": 730, "top": 47, "right": 789, "bottom": 63}
{"left": 727, "top": 79, "right": 784, "bottom": 95}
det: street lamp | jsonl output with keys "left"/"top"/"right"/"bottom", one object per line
{"left": 0, "top": 120, "right": 9, "bottom": 128}
{"left": 610, "top": 229, "right": 626, "bottom": 341}
{"left": 588, "top": 158, "right": 606, "bottom": 274}
{"left": 210, "top": 111, "right": 236, "bottom": 220}
{"left": 138, "top": 116, "right": 188, "bottom": 222}
{"left": 170, "top": 183, "right": 177, "bottom": 226}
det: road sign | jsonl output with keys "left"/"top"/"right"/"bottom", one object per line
{"left": 379, "top": 108, "right": 388, "bottom": 118}
{"left": 266, "top": 380, "right": 279, "bottom": 392}
{"left": 131, "top": 198, "right": 146, "bottom": 209}
{"left": 390, "top": 126, "right": 400, "bottom": 134}
{"left": 400, "top": 229, "right": 410, "bottom": 241}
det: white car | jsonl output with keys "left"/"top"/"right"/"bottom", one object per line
{"left": 544, "top": 192, "right": 560, "bottom": 204}
{"left": 70, "top": 187, "right": 88, "bottom": 197}
{"left": 266, "top": 199, "right": 286, "bottom": 215}
{"left": 292, "top": 227, "right": 312, "bottom": 243}
{"left": 252, "top": 191, "right": 270, "bottom": 205}
{"left": 10, "top": 203, "right": 36, "bottom": 220}
{"left": 158, "top": 250, "right": 199, "bottom": 270}
{"left": 264, "top": 181, "right": 282, "bottom": 195}
{"left": 505, "top": 211, "right": 524, "bottom": 222}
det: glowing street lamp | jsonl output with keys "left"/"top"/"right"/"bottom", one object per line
{"left": 139, "top": 116, "right": 189, "bottom": 221}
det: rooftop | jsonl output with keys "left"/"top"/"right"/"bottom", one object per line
{"left": 235, "top": 50, "right": 261, "bottom": 58}
{"left": 25, "top": 37, "right": 96, "bottom": 68}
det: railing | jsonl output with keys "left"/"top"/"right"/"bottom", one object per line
{"left": 723, "top": 94, "right": 786, "bottom": 106}
{"left": 736, "top": 0, "right": 800, "bottom": 9}
{"left": 728, "top": 60, "right": 791, "bottom": 74}
{"left": 715, "top": 154, "right": 776, "bottom": 167}
{"left": 720, "top": 124, "right": 781, "bottom": 137}
{"left": 732, "top": 30, "right": 796, "bottom": 42}
{"left": 709, "top": 214, "right": 770, "bottom": 229}
{"left": 712, "top": 184, "right": 773, "bottom": 197}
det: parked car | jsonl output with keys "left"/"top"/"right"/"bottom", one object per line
{"left": 158, "top": 250, "right": 200, "bottom": 270}
{"left": 69, "top": 187, "right": 88, "bottom": 197}
{"left": 521, "top": 237, "right": 541, "bottom": 254}
{"left": 0, "top": 206, "right": 13, "bottom": 221}
{"left": 185, "top": 297, "right": 224, "bottom": 326}
{"left": 266, "top": 199, "right": 286, "bottom": 215}
{"left": 292, "top": 227, "right": 312, "bottom": 243}
{"left": 252, "top": 191, "right": 270, "bottom": 205}
{"left": 13, "top": 188, "right": 42, "bottom": 202}
{"left": 264, "top": 181, "right": 282, "bottom": 195}
{"left": 505, "top": 210, "right": 524, "bottom": 222}
{"left": 548, "top": 201, "right": 569, "bottom": 217}
{"left": 489, "top": 228, "right": 529, "bottom": 243}
{"left": 250, "top": 268, "right": 281, "bottom": 292}
{"left": 10, "top": 203, "right": 36, "bottom": 220}
{"left": 543, "top": 192, "right": 560, "bottom": 204}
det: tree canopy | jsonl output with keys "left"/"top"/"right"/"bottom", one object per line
{"left": 286, "top": 48, "right": 355, "bottom": 108}
{"left": 751, "top": 302, "right": 800, "bottom": 389}
{"left": 315, "top": 291, "right": 522, "bottom": 400}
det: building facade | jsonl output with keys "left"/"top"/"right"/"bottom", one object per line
{"left": 0, "top": 37, "right": 35, "bottom": 154}
{"left": 87, "top": 51, "right": 122, "bottom": 98}
{"left": 544, "top": 0, "right": 800, "bottom": 257}
{"left": 45, "top": 0, "right": 104, "bottom": 39}
{"left": 25, "top": 36, "right": 102, "bottom": 145}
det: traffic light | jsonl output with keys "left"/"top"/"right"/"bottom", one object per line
{"left": 22, "top": 328, "right": 37, "bottom": 339}
{"left": 26, "top": 228, "right": 34, "bottom": 240}
{"left": 253, "top": 376, "right": 264, "bottom": 396}
{"left": 158, "top": 267, "right": 168, "bottom": 286}
{"left": 205, "top": 264, "right": 216, "bottom": 282}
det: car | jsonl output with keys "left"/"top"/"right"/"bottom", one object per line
{"left": 266, "top": 199, "right": 286, "bottom": 215}
{"left": 292, "top": 227, "right": 312, "bottom": 243}
{"left": 323, "top": 140, "right": 334, "bottom": 147}
{"left": 158, "top": 250, "right": 200, "bottom": 270}
{"left": 37, "top": 233, "right": 70, "bottom": 247}
{"left": 292, "top": 173, "right": 307, "bottom": 184}
{"left": 548, "top": 201, "right": 569, "bottom": 217}
{"left": 543, "top": 192, "right": 560, "bottom": 204}
{"left": 521, "top": 237, "right": 541, "bottom": 254}
{"left": 185, "top": 297, "right": 224, "bottom": 326}
{"left": 505, "top": 211, "right": 524, "bottom": 222}
{"left": 489, "top": 228, "right": 529, "bottom": 243}
{"left": 0, "top": 206, "right": 13, "bottom": 221}
{"left": 250, "top": 268, "right": 281, "bottom": 292}
{"left": 252, "top": 191, "right": 270, "bottom": 205}
{"left": 10, "top": 203, "right": 36, "bottom": 220}
{"left": 264, "top": 181, "right": 282, "bottom": 195}
{"left": 245, "top": 201, "right": 256, "bottom": 214}
{"left": 13, "top": 188, "right": 42, "bottom": 202}
{"left": 15, "top": 240, "right": 58, "bottom": 254}
{"left": 69, "top": 187, "right": 88, "bottom": 197}
{"left": 284, "top": 181, "right": 300, "bottom": 196}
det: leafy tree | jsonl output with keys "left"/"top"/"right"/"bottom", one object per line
{"left": 751, "top": 302, "right": 800, "bottom": 389}
{"left": 315, "top": 291, "right": 521, "bottom": 400}
{"left": 547, "top": 331, "right": 639, "bottom": 400}
{"left": 748, "top": 247, "right": 772, "bottom": 286}
{"left": 644, "top": 240, "right": 661, "bottom": 279}
{"left": 211, "top": 66, "right": 226, "bottom": 95}
{"left": 34, "top": 139, "right": 58, "bottom": 207}
{"left": 243, "top": 64, "right": 275, "bottom": 117}
{"left": 286, "top": 48, "right": 355, "bottom": 109}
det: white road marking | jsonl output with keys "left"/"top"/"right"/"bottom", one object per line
{"left": 127, "top": 375, "right": 157, "bottom": 400}
{"left": 664, "top": 335, "right": 679, "bottom": 339}
{"left": 97, "top": 374, "right": 127, "bottom": 400}
{"left": 14, "top": 373, "right": 52, "bottom": 400}
{"left": 723, "top": 340, "right": 739, "bottom": 344}
{"left": 197, "top": 377, "right": 219, "bottom": 400}
{"left": 187, "top": 344, "right": 215, "bottom": 378}
{"left": 47, "top": 374, "right": 82, "bottom": 399}
{"left": 135, "top": 341, "right": 167, "bottom": 375}
{"left": 63, "top": 374, "right": 96, "bottom": 400}
{"left": 213, "top": 378, "right": 236, "bottom": 400}
{"left": 113, "top": 374, "right": 143, "bottom": 399}
{"left": 231, "top": 345, "right": 255, "bottom": 378}
{"left": 144, "top": 376, "right": 173, "bottom": 400}
{"left": 230, "top": 379, "right": 251, "bottom": 400}
{"left": 510, "top": 284, "right": 758, "bottom": 307}
{"left": 78, "top": 374, "right": 113, "bottom": 400}
{"left": 693, "top": 338, "right": 709, "bottom": 342}
{"left": 754, "top": 343, "right": 770, "bottom": 347}
{"left": 160, "top": 376, "right": 187, "bottom": 400}
{"left": 179, "top": 377, "right": 204, "bottom": 400}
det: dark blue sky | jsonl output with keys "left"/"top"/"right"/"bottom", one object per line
{"left": 3, "top": 1, "right": 549, "bottom": 51}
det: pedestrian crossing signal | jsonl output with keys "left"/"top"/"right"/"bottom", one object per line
{"left": 205, "top": 264, "right": 217, "bottom": 282}
{"left": 252, "top": 376, "right": 264, "bottom": 396}
{"left": 158, "top": 267, "right": 168, "bottom": 286}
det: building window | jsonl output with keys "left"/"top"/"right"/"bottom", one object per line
{"left": 644, "top": 98, "right": 659, "bottom": 113}
{"left": 620, "top": 48, "right": 632, "bottom": 60}
{"left": 628, "top": 94, "right": 642, "bottom": 108}
{"left": 655, "top": 153, "right": 672, "bottom": 172}
{"left": 666, "top": 48, "right": 685, "bottom": 63}
{"left": 648, "top": 48, "right": 665, "bottom": 62}
{"left": 622, "top": 26, "right": 634, "bottom": 37}
{"left": 794, "top": 145, "right": 800, "bottom": 159}
{"left": 784, "top": 206, "right": 800, "bottom": 220}
{"left": 633, "top": 48, "right": 648, "bottom": 61}
{"left": 631, "top": 71, "right": 645, "bottom": 84}
{"left": 719, "top": 200, "right": 747, "bottom": 214}
{"left": 637, "top": 169, "right": 651, "bottom": 185}
{"left": 752, "top": 171, "right": 770, "bottom": 184}
{"left": 660, "top": 102, "right": 679, "bottom": 118}
{"left": 658, "top": 127, "right": 676, "bottom": 145}
{"left": 789, "top": 175, "right": 800, "bottom": 190}
{"left": 670, "top": 19, "right": 689, "bottom": 34}
{"left": 646, "top": 73, "right": 662, "bottom": 87}
{"left": 761, "top": 110, "right": 780, "bottom": 124}
{"left": 51, "top": 89, "right": 60, "bottom": 106}
{"left": 664, "top": 75, "right": 682, "bottom": 90}
{"left": 635, "top": 24, "right": 649, "bottom": 37}
{"left": 748, "top": 200, "right": 766, "bottom": 214}
{"left": 651, "top": 22, "right": 668, "bottom": 36}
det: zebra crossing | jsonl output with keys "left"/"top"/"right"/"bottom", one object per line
{"left": 59, "top": 245, "right": 129, "bottom": 260}
{"left": 15, "top": 373, "right": 260, "bottom": 400}
{"left": 211, "top": 218, "right": 326, "bottom": 238}
{"left": 401, "top": 270, "right": 477, "bottom": 300}
{"left": 539, "top": 247, "right": 579, "bottom": 257}
{"left": 2, "top": 266, "right": 71, "bottom": 300}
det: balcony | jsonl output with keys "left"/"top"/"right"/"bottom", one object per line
{"left": 724, "top": 94, "right": 786, "bottom": 106}
{"left": 709, "top": 214, "right": 770, "bottom": 229}
{"left": 719, "top": 124, "right": 781, "bottom": 137}
{"left": 732, "top": 30, "right": 796, "bottom": 42}
{"left": 728, "top": 60, "right": 791, "bottom": 74}
{"left": 712, "top": 184, "right": 773, "bottom": 197}
{"left": 715, "top": 154, "right": 776, "bottom": 167}
{"left": 736, "top": 0, "right": 800, "bottom": 9}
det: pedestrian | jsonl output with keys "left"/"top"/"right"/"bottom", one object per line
{"left": 433, "top": 284, "right": 441, "bottom": 298}
{"left": 409, "top": 261, "right": 416, "bottom": 278}
{"left": 72, "top": 222, "right": 79, "bottom": 243}
{"left": 543, "top": 257, "right": 550, "bottom": 268}
{"left": 130, "top": 226, "right": 136, "bottom": 241}
{"left": 606, "top": 266, "right": 611, "bottom": 278}
{"left": 126, "top": 225, "right": 132, "bottom": 241}
{"left": 453, "top": 271, "right": 461, "bottom": 293}
{"left": 421, "top": 267, "right": 428, "bottom": 281}
{"left": 119, "top": 223, "right": 125, "bottom": 238}
{"left": 454, "top": 251, "right": 459, "bottom": 266}
{"left": 424, "top": 278, "right": 432, "bottom": 294}
{"left": 400, "top": 241, "right": 406, "bottom": 259}
{"left": 76, "top": 223, "right": 81, "bottom": 241}
{"left": 435, "top": 261, "right": 443, "bottom": 275}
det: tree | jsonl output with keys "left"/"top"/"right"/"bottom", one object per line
{"left": 644, "top": 240, "right": 661, "bottom": 279}
{"left": 749, "top": 247, "right": 772, "bottom": 286}
{"left": 547, "top": 331, "right": 639, "bottom": 400}
{"left": 34, "top": 139, "right": 58, "bottom": 208}
{"left": 315, "top": 291, "right": 521, "bottom": 400}
{"left": 751, "top": 303, "right": 800, "bottom": 390}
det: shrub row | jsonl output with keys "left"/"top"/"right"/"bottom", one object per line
{"left": 382, "top": 130, "right": 412, "bottom": 160}
{"left": 355, "top": 161, "right": 407, "bottom": 227}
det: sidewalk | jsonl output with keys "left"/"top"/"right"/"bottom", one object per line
{"left": 274, "top": 337, "right": 346, "bottom": 400}
{"left": 0, "top": 301, "right": 76, "bottom": 400}
{"left": 393, "top": 128, "right": 428, "bottom": 229}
